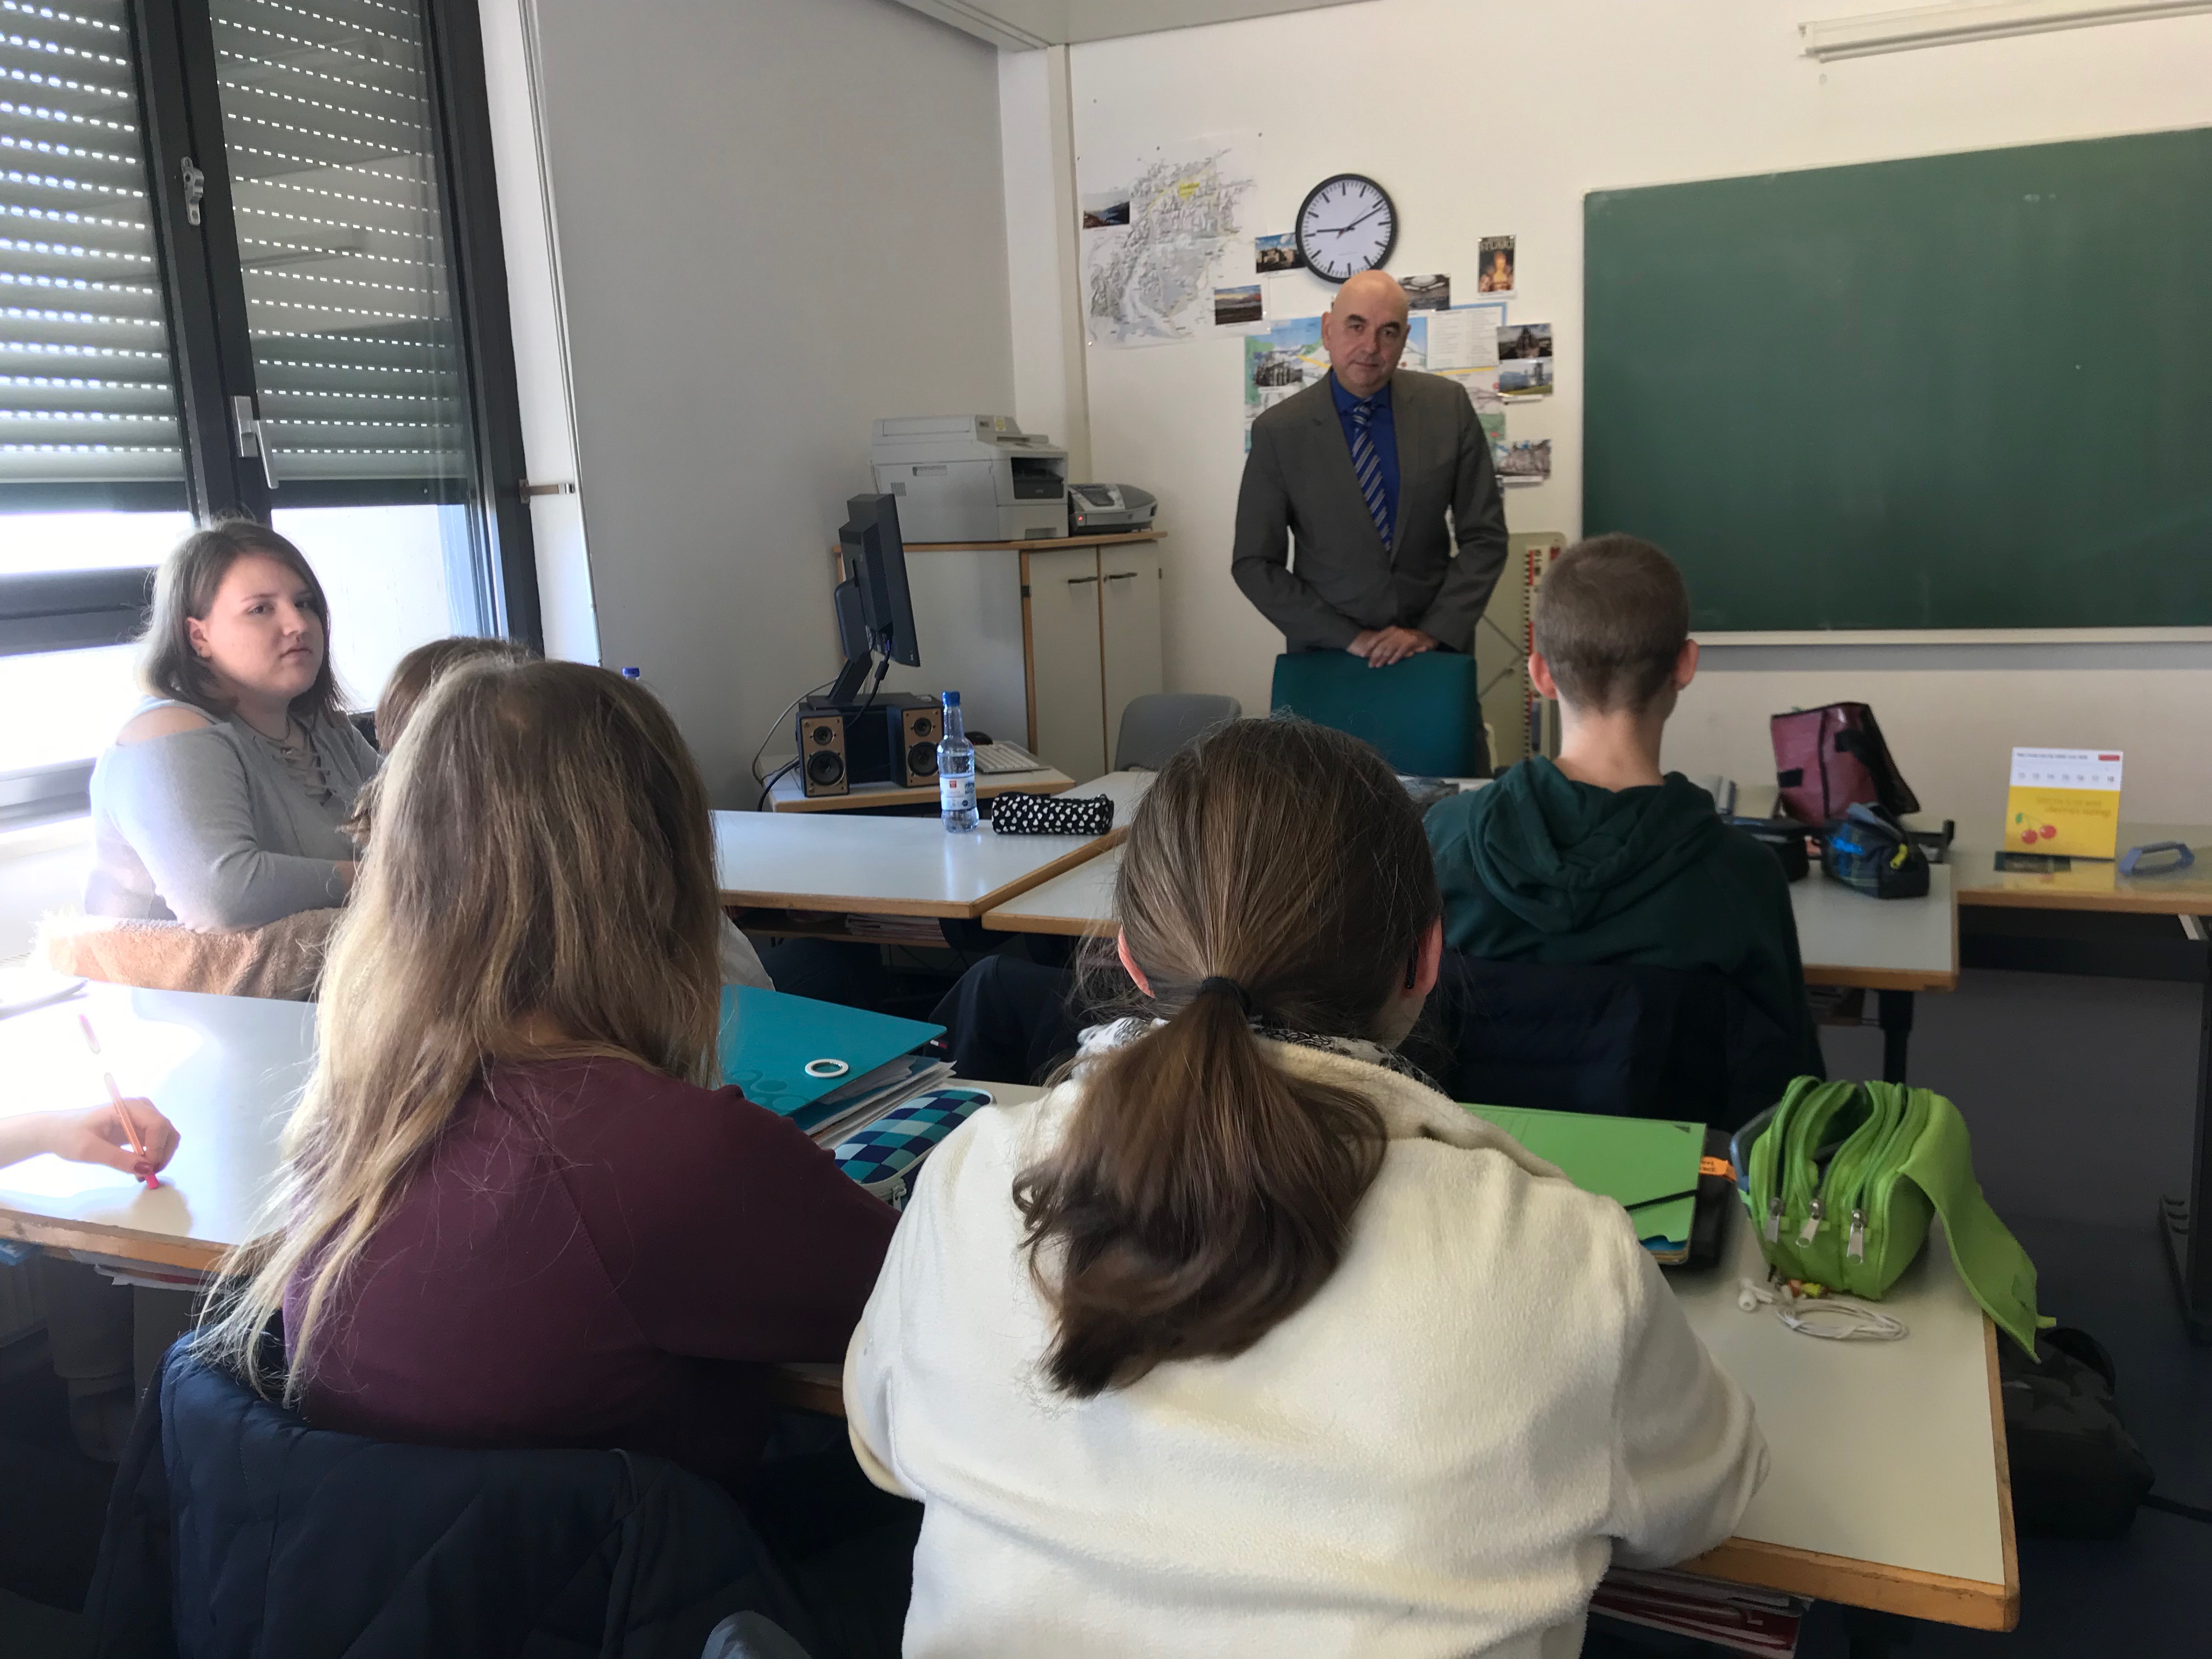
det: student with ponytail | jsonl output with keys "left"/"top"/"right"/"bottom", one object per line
{"left": 845, "top": 718, "right": 1767, "bottom": 1658}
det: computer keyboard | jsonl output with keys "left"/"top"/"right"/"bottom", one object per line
{"left": 973, "top": 742, "right": 1046, "bottom": 774}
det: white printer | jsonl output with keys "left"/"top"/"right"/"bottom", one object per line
{"left": 870, "top": 415, "right": 1068, "bottom": 543}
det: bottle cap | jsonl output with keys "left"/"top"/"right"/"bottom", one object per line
{"left": 940, "top": 690, "right": 960, "bottom": 706}
{"left": 621, "top": 667, "right": 641, "bottom": 679}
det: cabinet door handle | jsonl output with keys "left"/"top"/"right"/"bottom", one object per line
{"left": 1065, "top": 574, "right": 1098, "bottom": 586}
{"left": 1102, "top": 571, "right": 1137, "bottom": 583}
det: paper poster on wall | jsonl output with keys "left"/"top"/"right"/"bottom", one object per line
{"left": 1242, "top": 313, "right": 1430, "bottom": 450}
{"left": 1214, "top": 284, "right": 1263, "bottom": 326}
{"left": 1255, "top": 232, "right": 1302, "bottom": 273}
{"left": 1497, "top": 438, "right": 1553, "bottom": 484}
{"left": 1402, "top": 273, "right": 1451, "bottom": 311}
{"left": 1479, "top": 235, "right": 1516, "bottom": 294}
{"left": 1480, "top": 409, "right": 1506, "bottom": 462}
{"left": 1078, "top": 136, "right": 1256, "bottom": 347}
{"left": 1427, "top": 303, "right": 1504, "bottom": 370}
{"left": 1498, "top": 321, "right": 1554, "bottom": 397}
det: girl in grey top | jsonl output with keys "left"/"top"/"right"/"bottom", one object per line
{"left": 87, "top": 523, "right": 382, "bottom": 932}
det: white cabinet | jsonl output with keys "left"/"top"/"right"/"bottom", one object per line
{"left": 878, "top": 534, "right": 1166, "bottom": 779}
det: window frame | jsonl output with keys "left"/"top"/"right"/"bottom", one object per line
{"left": 0, "top": 0, "right": 541, "bottom": 642}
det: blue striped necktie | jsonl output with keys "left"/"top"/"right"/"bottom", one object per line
{"left": 1347, "top": 398, "right": 1393, "bottom": 548}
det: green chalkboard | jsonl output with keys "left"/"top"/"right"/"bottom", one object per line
{"left": 1583, "top": 129, "right": 2212, "bottom": 631}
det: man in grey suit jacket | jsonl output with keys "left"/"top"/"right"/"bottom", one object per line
{"left": 1232, "top": 270, "right": 1509, "bottom": 678}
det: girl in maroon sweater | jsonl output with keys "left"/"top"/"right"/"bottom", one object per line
{"left": 199, "top": 658, "right": 896, "bottom": 1489}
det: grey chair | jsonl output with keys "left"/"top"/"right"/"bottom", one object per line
{"left": 1113, "top": 692, "right": 1242, "bottom": 771}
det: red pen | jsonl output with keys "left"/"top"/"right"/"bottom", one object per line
{"left": 77, "top": 1013, "right": 160, "bottom": 1191}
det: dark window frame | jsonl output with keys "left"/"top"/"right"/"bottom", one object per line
{"left": 1, "top": 0, "right": 541, "bottom": 650}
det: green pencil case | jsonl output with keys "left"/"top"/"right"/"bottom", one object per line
{"left": 1737, "top": 1077, "right": 2049, "bottom": 1355}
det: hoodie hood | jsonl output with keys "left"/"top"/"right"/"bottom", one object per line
{"left": 1431, "top": 758, "right": 1725, "bottom": 937}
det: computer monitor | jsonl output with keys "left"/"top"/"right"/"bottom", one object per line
{"left": 838, "top": 493, "right": 919, "bottom": 669}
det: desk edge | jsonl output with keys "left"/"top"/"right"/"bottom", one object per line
{"left": 719, "top": 825, "right": 1126, "bottom": 921}
{"left": 0, "top": 1211, "right": 224, "bottom": 1274}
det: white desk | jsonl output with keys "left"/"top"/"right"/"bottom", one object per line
{"left": 0, "top": 984, "right": 312, "bottom": 1272}
{"left": 0, "top": 996, "right": 2011, "bottom": 1627}
{"left": 1677, "top": 1211, "right": 2013, "bottom": 1629}
{"left": 719, "top": 771, "right": 1152, "bottom": 919}
{"left": 1795, "top": 865, "right": 1957, "bottom": 995}
{"left": 763, "top": 765, "right": 1075, "bottom": 814}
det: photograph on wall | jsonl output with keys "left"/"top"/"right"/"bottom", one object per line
{"left": 1497, "top": 321, "right": 1553, "bottom": 398}
{"left": 1214, "top": 284, "right": 1265, "bottom": 326}
{"left": 1497, "top": 437, "right": 1552, "bottom": 483}
{"left": 1402, "top": 272, "right": 1451, "bottom": 311}
{"left": 1479, "top": 235, "right": 1516, "bottom": 294}
{"left": 1498, "top": 321, "right": 1551, "bottom": 360}
{"left": 1081, "top": 194, "right": 1131, "bottom": 229}
{"left": 1255, "top": 232, "right": 1304, "bottom": 273}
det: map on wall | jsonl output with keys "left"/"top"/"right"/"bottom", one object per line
{"left": 1079, "top": 138, "right": 1255, "bottom": 347}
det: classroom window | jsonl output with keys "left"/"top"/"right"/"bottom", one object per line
{"left": 0, "top": 0, "right": 531, "bottom": 813}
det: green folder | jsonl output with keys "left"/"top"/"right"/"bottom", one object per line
{"left": 1463, "top": 1104, "right": 1706, "bottom": 1260}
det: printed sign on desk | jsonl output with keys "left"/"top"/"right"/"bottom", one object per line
{"left": 2006, "top": 748, "right": 2123, "bottom": 859}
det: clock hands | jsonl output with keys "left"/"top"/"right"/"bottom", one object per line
{"left": 1308, "top": 197, "right": 1391, "bottom": 239}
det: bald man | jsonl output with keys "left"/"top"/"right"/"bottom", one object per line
{"left": 1232, "top": 270, "right": 1508, "bottom": 730}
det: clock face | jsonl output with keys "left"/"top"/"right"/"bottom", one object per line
{"left": 1295, "top": 174, "right": 1397, "bottom": 284}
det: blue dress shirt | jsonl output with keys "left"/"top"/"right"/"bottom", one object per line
{"left": 1330, "top": 373, "right": 1399, "bottom": 545}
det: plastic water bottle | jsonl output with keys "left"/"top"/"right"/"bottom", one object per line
{"left": 938, "top": 691, "right": 977, "bottom": 833}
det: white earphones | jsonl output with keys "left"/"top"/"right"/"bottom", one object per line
{"left": 1737, "top": 1276, "right": 1908, "bottom": 1342}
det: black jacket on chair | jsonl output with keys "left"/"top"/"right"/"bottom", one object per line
{"left": 88, "top": 1341, "right": 817, "bottom": 1659}
{"left": 1416, "top": 951, "right": 1807, "bottom": 1132}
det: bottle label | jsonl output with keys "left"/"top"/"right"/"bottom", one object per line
{"left": 940, "top": 775, "right": 975, "bottom": 815}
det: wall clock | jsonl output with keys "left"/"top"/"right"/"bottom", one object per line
{"left": 1294, "top": 173, "right": 1397, "bottom": 283}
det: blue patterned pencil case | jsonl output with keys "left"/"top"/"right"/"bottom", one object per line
{"left": 832, "top": 1087, "right": 994, "bottom": 1207}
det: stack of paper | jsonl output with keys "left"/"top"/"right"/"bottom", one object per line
{"left": 1464, "top": 1104, "right": 1707, "bottom": 1262}
{"left": 718, "top": 985, "right": 949, "bottom": 1146}
{"left": 1592, "top": 1567, "right": 1806, "bottom": 1656}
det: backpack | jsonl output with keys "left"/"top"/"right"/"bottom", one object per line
{"left": 1771, "top": 703, "right": 1920, "bottom": 826}
{"left": 2000, "top": 1327, "right": 2154, "bottom": 1539}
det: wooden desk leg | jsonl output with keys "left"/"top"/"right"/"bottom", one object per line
{"left": 1877, "top": 989, "right": 1914, "bottom": 1085}
{"left": 2157, "top": 934, "right": 2212, "bottom": 1344}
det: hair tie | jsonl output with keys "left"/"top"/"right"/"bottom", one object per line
{"left": 1195, "top": 976, "right": 1256, "bottom": 1018}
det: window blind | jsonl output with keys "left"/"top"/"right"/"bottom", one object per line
{"left": 0, "top": 0, "right": 187, "bottom": 506}
{"left": 212, "top": 0, "right": 467, "bottom": 503}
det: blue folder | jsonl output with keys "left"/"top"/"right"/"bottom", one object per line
{"left": 717, "top": 985, "right": 943, "bottom": 1119}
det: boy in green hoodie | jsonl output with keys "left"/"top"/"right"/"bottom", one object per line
{"left": 1425, "top": 534, "right": 1824, "bottom": 1080}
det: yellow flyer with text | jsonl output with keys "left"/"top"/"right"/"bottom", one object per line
{"left": 2006, "top": 748, "right": 2123, "bottom": 859}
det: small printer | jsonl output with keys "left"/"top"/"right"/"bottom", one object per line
{"left": 871, "top": 415, "right": 1068, "bottom": 543}
{"left": 1067, "top": 482, "right": 1157, "bottom": 534}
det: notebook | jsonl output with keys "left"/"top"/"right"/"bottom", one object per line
{"left": 1464, "top": 1104, "right": 1707, "bottom": 1262}
{"left": 718, "top": 985, "right": 945, "bottom": 1138}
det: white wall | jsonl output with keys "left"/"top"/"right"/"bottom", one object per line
{"left": 521, "top": 0, "right": 1015, "bottom": 802}
{"left": 1026, "top": 0, "right": 2212, "bottom": 818}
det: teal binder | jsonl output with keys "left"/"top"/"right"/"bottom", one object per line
{"left": 718, "top": 986, "right": 943, "bottom": 1120}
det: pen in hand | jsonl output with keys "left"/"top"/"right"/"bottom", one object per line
{"left": 77, "top": 1013, "right": 160, "bottom": 1191}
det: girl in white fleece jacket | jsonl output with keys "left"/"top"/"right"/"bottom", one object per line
{"left": 845, "top": 718, "right": 1766, "bottom": 1658}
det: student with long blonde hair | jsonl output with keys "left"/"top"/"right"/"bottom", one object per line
{"left": 845, "top": 718, "right": 1766, "bottom": 1657}
{"left": 201, "top": 659, "right": 894, "bottom": 1488}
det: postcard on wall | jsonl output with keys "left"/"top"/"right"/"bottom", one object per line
{"left": 1214, "top": 284, "right": 1264, "bottom": 326}
{"left": 1479, "top": 235, "right": 1516, "bottom": 295}
{"left": 1497, "top": 321, "right": 1553, "bottom": 397}
{"left": 1402, "top": 273, "right": 1451, "bottom": 311}
{"left": 1480, "top": 409, "right": 1506, "bottom": 462}
{"left": 1255, "top": 232, "right": 1304, "bottom": 273}
{"left": 2005, "top": 748, "right": 2123, "bottom": 859}
{"left": 1497, "top": 437, "right": 1552, "bottom": 484}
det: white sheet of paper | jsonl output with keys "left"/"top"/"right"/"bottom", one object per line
{"left": 1427, "top": 304, "right": 1504, "bottom": 370}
